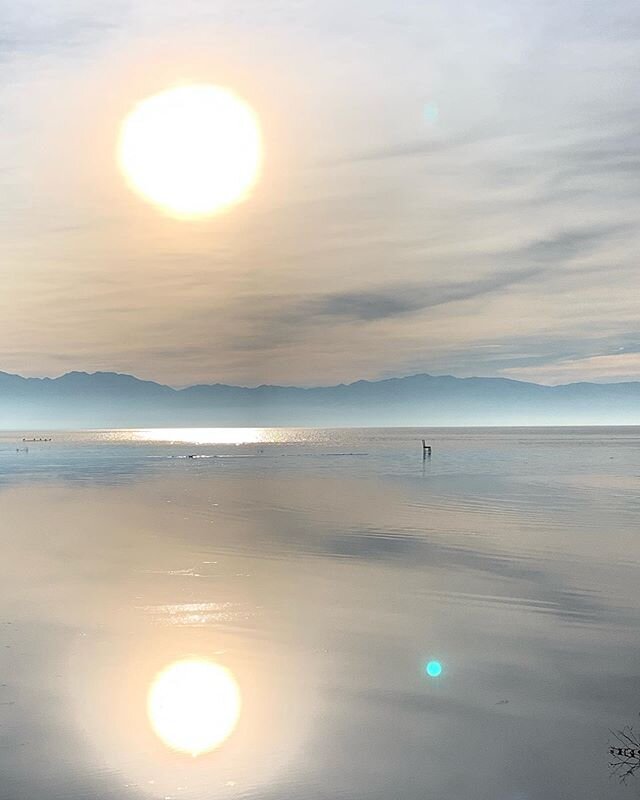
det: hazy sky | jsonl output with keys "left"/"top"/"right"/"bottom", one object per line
{"left": 2, "top": 0, "right": 640, "bottom": 387}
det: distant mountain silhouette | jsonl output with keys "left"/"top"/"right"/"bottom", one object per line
{"left": 1, "top": 369, "right": 639, "bottom": 427}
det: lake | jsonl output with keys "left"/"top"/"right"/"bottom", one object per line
{"left": 0, "top": 427, "right": 639, "bottom": 799}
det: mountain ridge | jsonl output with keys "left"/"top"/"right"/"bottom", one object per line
{"left": 1, "top": 369, "right": 639, "bottom": 427}
{"left": 3, "top": 368, "right": 640, "bottom": 390}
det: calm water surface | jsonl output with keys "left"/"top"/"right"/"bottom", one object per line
{"left": 0, "top": 427, "right": 639, "bottom": 799}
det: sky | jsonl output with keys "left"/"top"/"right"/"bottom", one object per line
{"left": 1, "top": 0, "right": 640, "bottom": 387}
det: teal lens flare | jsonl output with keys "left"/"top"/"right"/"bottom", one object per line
{"left": 426, "top": 660, "right": 443, "bottom": 677}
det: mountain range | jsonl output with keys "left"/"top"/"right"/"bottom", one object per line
{"left": 1, "top": 369, "right": 640, "bottom": 427}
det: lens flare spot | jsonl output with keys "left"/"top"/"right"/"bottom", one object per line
{"left": 423, "top": 102, "right": 439, "bottom": 125}
{"left": 426, "top": 660, "right": 443, "bottom": 678}
{"left": 147, "top": 659, "right": 241, "bottom": 756}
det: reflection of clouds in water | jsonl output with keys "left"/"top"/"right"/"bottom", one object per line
{"left": 218, "top": 476, "right": 616, "bottom": 627}
{"left": 2, "top": 445, "right": 640, "bottom": 799}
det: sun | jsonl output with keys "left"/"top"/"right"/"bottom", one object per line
{"left": 147, "top": 659, "right": 242, "bottom": 756}
{"left": 118, "top": 84, "right": 262, "bottom": 219}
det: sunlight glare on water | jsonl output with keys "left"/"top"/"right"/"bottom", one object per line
{"left": 147, "top": 659, "right": 241, "bottom": 756}
{"left": 134, "top": 428, "right": 276, "bottom": 445}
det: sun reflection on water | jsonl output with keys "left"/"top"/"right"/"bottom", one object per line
{"left": 99, "top": 427, "right": 329, "bottom": 447}
{"left": 147, "top": 659, "right": 241, "bottom": 756}
{"left": 135, "top": 428, "right": 270, "bottom": 445}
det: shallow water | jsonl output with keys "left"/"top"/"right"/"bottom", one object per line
{"left": 0, "top": 427, "right": 639, "bottom": 799}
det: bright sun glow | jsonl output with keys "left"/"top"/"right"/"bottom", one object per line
{"left": 148, "top": 659, "right": 241, "bottom": 756}
{"left": 118, "top": 84, "right": 262, "bottom": 218}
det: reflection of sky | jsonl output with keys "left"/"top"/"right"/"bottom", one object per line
{"left": 0, "top": 429, "right": 640, "bottom": 797}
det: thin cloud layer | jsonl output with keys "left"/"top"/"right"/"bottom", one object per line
{"left": 1, "top": 0, "right": 639, "bottom": 386}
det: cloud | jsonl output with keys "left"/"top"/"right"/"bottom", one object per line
{"left": 1, "top": 0, "right": 640, "bottom": 386}
{"left": 515, "top": 225, "right": 626, "bottom": 263}
{"left": 0, "top": 2, "right": 123, "bottom": 58}
{"left": 503, "top": 352, "right": 640, "bottom": 385}
{"left": 328, "top": 134, "right": 475, "bottom": 166}
{"left": 307, "top": 223, "right": 623, "bottom": 323}
{"left": 314, "top": 267, "right": 545, "bottom": 321}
